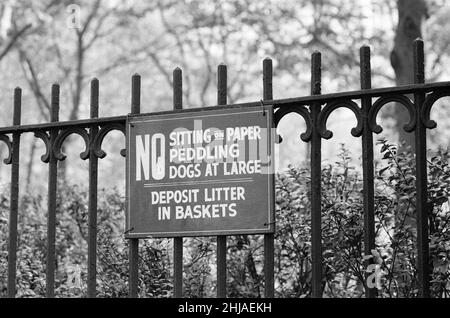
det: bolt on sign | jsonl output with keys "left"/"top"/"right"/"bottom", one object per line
{"left": 125, "top": 105, "right": 275, "bottom": 237}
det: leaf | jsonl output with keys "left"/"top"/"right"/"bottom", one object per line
{"left": 378, "top": 166, "right": 390, "bottom": 176}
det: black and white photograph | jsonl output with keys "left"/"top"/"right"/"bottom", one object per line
{"left": 0, "top": 0, "right": 449, "bottom": 312}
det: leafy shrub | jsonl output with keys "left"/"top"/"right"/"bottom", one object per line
{"left": 0, "top": 184, "right": 173, "bottom": 298}
{"left": 1, "top": 141, "right": 449, "bottom": 297}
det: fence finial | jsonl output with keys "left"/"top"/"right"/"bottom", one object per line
{"left": 173, "top": 67, "right": 182, "bottom": 110}
{"left": 51, "top": 84, "right": 60, "bottom": 122}
{"left": 414, "top": 38, "right": 425, "bottom": 84}
{"left": 360, "top": 45, "right": 371, "bottom": 89}
{"left": 311, "top": 51, "right": 321, "bottom": 95}
{"left": 131, "top": 74, "right": 141, "bottom": 114}
{"left": 263, "top": 58, "right": 273, "bottom": 101}
{"left": 90, "top": 78, "right": 99, "bottom": 118}
{"left": 217, "top": 63, "right": 227, "bottom": 105}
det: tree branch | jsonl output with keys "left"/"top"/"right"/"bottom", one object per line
{"left": 0, "top": 23, "right": 31, "bottom": 61}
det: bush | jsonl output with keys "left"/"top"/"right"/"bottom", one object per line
{"left": 0, "top": 184, "right": 173, "bottom": 298}
{"left": 1, "top": 141, "right": 449, "bottom": 297}
{"left": 273, "top": 141, "right": 450, "bottom": 298}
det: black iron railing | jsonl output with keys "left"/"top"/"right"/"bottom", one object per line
{"left": 1, "top": 39, "right": 448, "bottom": 298}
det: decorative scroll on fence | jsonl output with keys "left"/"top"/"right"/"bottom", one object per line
{"left": 1, "top": 38, "right": 449, "bottom": 298}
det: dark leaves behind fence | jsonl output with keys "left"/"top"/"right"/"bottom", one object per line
{"left": 1, "top": 142, "right": 450, "bottom": 298}
{"left": 0, "top": 185, "right": 173, "bottom": 298}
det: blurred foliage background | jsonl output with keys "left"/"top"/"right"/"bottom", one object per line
{"left": 0, "top": 0, "right": 450, "bottom": 188}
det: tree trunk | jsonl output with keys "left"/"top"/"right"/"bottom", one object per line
{"left": 390, "top": 0, "right": 427, "bottom": 150}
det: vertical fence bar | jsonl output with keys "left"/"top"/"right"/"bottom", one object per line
{"left": 263, "top": 58, "right": 275, "bottom": 298}
{"left": 310, "top": 52, "right": 322, "bottom": 298}
{"left": 46, "top": 84, "right": 59, "bottom": 298}
{"left": 87, "top": 78, "right": 99, "bottom": 298}
{"left": 360, "top": 46, "right": 376, "bottom": 298}
{"left": 129, "top": 74, "right": 141, "bottom": 298}
{"left": 216, "top": 63, "right": 227, "bottom": 298}
{"left": 413, "top": 39, "right": 430, "bottom": 298}
{"left": 173, "top": 67, "right": 183, "bottom": 298}
{"left": 7, "top": 87, "right": 21, "bottom": 298}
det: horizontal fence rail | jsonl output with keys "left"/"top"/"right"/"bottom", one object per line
{"left": 2, "top": 82, "right": 450, "bottom": 135}
{"left": 0, "top": 83, "right": 450, "bottom": 136}
{"left": 1, "top": 39, "right": 449, "bottom": 298}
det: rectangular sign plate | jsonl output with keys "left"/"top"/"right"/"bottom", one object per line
{"left": 126, "top": 105, "right": 275, "bottom": 238}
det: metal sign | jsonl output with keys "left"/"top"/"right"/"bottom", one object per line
{"left": 125, "top": 105, "right": 275, "bottom": 237}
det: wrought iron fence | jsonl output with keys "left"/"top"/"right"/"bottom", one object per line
{"left": 1, "top": 38, "right": 448, "bottom": 298}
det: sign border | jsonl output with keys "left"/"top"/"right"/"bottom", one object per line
{"left": 125, "top": 104, "right": 275, "bottom": 238}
